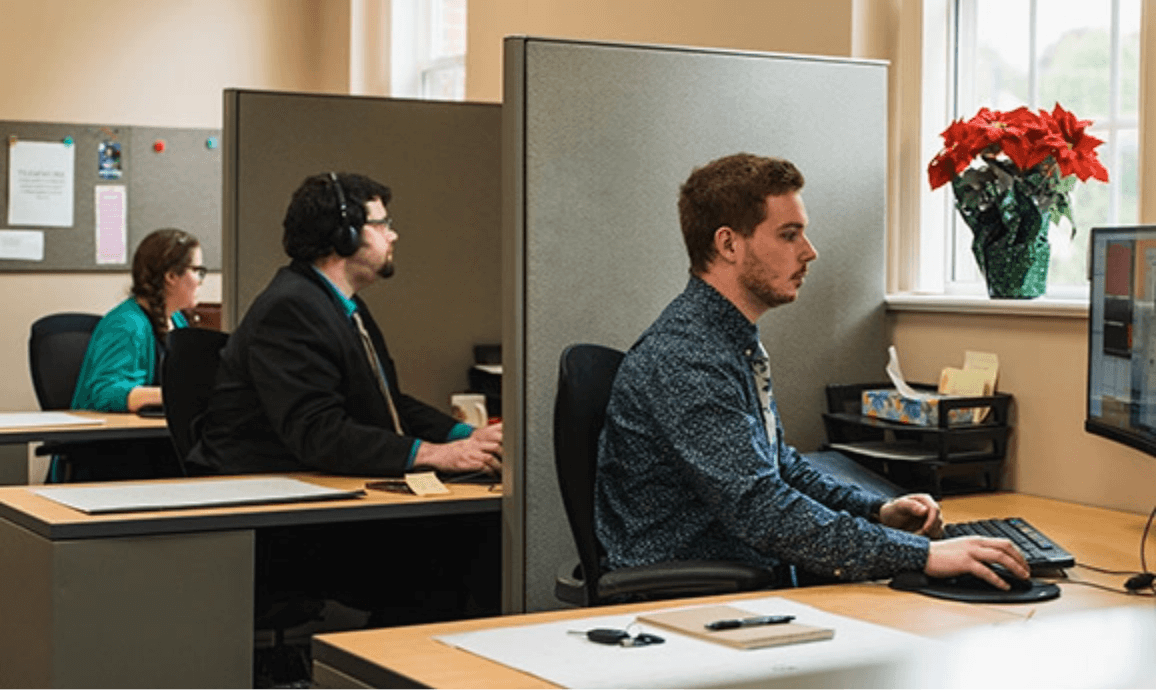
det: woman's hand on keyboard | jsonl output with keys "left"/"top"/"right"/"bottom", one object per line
{"left": 925, "top": 536, "right": 1031, "bottom": 589}
{"left": 879, "top": 493, "right": 944, "bottom": 538}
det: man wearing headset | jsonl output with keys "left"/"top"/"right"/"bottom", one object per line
{"left": 187, "top": 172, "right": 502, "bottom": 476}
{"left": 186, "top": 173, "right": 503, "bottom": 636}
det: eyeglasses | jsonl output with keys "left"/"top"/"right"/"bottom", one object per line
{"left": 364, "top": 217, "right": 394, "bottom": 231}
{"left": 188, "top": 265, "right": 208, "bottom": 282}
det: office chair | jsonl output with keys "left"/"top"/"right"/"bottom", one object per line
{"left": 162, "top": 328, "right": 229, "bottom": 469}
{"left": 28, "top": 313, "right": 103, "bottom": 482}
{"left": 29, "top": 312, "right": 102, "bottom": 410}
{"left": 552, "top": 343, "right": 775, "bottom": 607}
{"left": 163, "top": 327, "right": 327, "bottom": 684}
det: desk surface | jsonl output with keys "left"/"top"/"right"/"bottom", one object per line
{"left": 0, "top": 410, "right": 169, "bottom": 445}
{"left": 312, "top": 492, "right": 1154, "bottom": 689}
{"left": 0, "top": 473, "right": 500, "bottom": 540}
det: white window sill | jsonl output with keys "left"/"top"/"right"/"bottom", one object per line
{"left": 885, "top": 293, "right": 1088, "bottom": 318}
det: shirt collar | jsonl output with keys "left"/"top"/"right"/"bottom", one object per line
{"left": 311, "top": 265, "right": 357, "bottom": 318}
{"left": 684, "top": 275, "right": 764, "bottom": 361}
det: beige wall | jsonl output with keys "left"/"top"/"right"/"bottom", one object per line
{"left": 889, "top": 312, "right": 1156, "bottom": 514}
{"left": 0, "top": 0, "right": 350, "bottom": 411}
{"left": 467, "top": 0, "right": 855, "bottom": 102}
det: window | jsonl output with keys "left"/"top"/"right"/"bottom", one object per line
{"left": 390, "top": 0, "right": 466, "bottom": 100}
{"left": 928, "top": 0, "right": 1140, "bottom": 298}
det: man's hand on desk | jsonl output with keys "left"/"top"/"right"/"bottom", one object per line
{"left": 925, "top": 536, "right": 1031, "bottom": 590}
{"left": 879, "top": 493, "right": 944, "bottom": 537}
{"left": 412, "top": 422, "right": 503, "bottom": 474}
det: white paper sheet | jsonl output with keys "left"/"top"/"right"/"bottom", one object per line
{"left": 31, "top": 477, "right": 365, "bottom": 514}
{"left": 7, "top": 139, "right": 75, "bottom": 227}
{"left": 0, "top": 411, "right": 104, "bottom": 429}
{"left": 436, "top": 596, "right": 937, "bottom": 688}
{"left": 0, "top": 229, "right": 45, "bottom": 260}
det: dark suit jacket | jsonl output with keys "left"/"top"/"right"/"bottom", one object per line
{"left": 186, "top": 260, "right": 459, "bottom": 476}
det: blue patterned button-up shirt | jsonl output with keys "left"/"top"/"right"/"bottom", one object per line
{"left": 595, "top": 276, "right": 928, "bottom": 581}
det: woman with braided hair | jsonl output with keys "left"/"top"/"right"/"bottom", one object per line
{"left": 72, "top": 228, "right": 204, "bottom": 412}
{"left": 53, "top": 229, "right": 203, "bottom": 481}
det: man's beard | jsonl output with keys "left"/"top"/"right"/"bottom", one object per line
{"left": 740, "top": 263, "right": 796, "bottom": 310}
{"left": 377, "top": 259, "right": 395, "bottom": 279}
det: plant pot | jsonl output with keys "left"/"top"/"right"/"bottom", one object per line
{"left": 953, "top": 178, "right": 1051, "bottom": 299}
{"left": 972, "top": 231, "right": 1049, "bottom": 299}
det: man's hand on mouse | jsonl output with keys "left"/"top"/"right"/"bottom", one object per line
{"left": 925, "top": 536, "right": 1031, "bottom": 590}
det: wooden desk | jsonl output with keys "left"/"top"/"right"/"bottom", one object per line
{"left": 0, "top": 410, "right": 169, "bottom": 446}
{"left": 312, "top": 493, "right": 1154, "bottom": 689}
{"left": 0, "top": 474, "right": 500, "bottom": 688}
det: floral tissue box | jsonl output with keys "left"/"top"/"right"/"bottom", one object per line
{"left": 861, "top": 389, "right": 973, "bottom": 427}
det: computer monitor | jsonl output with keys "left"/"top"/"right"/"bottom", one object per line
{"left": 1086, "top": 225, "right": 1156, "bottom": 455}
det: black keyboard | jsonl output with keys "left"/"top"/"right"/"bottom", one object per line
{"left": 944, "top": 517, "right": 1075, "bottom": 573}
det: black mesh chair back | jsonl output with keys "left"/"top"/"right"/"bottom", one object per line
{"left": 28, "top": 313, "right": 102, "bottom": 410}
{"left": 552, "top": 343, "right": 775, "bottom": 606}
{"left": 162, "top": 328, "right": 229, "bottom": 463}
{"left": 553, "top": 343, "right": 625, "bottom": 605}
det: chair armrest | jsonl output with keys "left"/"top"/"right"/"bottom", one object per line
{"left": 597, "top": 560, "right": 774, "bottom": 600}
{"left": 554, "top": 559, "right": 587, "bottom": 607}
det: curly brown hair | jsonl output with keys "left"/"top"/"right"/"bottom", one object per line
{"left": 678, "top": 153, "right": 805, "bottom": 275}
{"left": 130, "top": 228, "right": 200, "bottom": 341}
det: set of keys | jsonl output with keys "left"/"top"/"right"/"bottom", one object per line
{"left": 568, "top": 627, "right": 665, "bottom": 647}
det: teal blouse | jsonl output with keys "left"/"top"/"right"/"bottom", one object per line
{"left": 70, "top": 298, "right": 188, "bottom": 411}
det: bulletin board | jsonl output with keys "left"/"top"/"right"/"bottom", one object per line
{"left": 0, "top": 121, "right": 222, "bottom": 271}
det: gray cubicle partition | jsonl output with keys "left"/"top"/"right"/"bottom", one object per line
{"left": 222, "top": 90, "right": 501, "bottom": 414}
{"left": 504, "top": 37, "right": 890, "bottom": 612}
{"left": 0, "top": 121, "right": 221, "bottom": 270}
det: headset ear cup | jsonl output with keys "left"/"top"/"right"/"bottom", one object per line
{"left": 334, "top": 223, "right": 360, "bottom": 257}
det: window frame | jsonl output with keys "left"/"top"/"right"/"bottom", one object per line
{"left": 897, "top": 0, "right": 1140, "bottom": 308}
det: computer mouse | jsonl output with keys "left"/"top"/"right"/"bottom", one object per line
{"left": 986, "top": 563, "right": 1034, "bottom": 592}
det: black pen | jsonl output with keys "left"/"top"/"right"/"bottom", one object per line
{"left": 704, "top": 614, "right": 795, "bottom": 631}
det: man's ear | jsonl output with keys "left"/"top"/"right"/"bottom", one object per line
{"left": 713, "top": 226, "right": 740, "bottom": 264}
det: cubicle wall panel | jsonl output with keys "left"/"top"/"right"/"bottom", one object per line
{"left": 225, "top": 90, "right": 502, "bottom": 412}
{"left": 510, "top": 38, "right": 888, "bottom": 611}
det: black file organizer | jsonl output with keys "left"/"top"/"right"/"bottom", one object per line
{"left": 821, "top": 382, "right": 1013, "bottom": 497}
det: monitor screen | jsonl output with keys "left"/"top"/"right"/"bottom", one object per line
{"left": 1087, "top": 225, "right": 1156, "bottom": 455}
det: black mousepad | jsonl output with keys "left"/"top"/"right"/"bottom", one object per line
{"left": 890, "top": 574, "right": 1061, "bottom": 604}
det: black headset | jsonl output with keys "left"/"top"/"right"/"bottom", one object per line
{"left": 328, "top": 172, "right": 361, "bottom": 257}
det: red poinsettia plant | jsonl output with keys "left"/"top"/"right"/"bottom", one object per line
{"left": 929, "top": 103, "right": 1108, "bottom": 189}
{"left": 927, "top": 103, "right": 1108, "bottom": 236}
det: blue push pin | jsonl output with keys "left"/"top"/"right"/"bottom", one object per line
{"left": 205, "top": 136, "right": 218, "bottom": 150}
{"left": 63, "top": 136, "right": 74, "bottom": 147}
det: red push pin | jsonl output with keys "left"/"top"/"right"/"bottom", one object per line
{"left": 153, "top": 140, "right": 166, "bottom": 152}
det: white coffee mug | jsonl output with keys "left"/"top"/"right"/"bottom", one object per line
{"left": 450, "top": 393, "right": 488, "bottom": 427}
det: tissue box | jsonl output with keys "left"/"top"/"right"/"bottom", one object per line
{"left": 861, "top": 389, "right": 973, "bottom": 427}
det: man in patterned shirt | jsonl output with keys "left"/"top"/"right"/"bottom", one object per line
{"left": 595, "top": 153, "right": 1028, "bottom": 590}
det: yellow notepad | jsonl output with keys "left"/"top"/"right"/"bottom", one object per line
{"left": 638, "top": 604, "right": 835, "bottom": 650}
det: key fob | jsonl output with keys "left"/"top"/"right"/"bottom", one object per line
{"left": 585, "top": 628, "right": 630, "bottom": 645}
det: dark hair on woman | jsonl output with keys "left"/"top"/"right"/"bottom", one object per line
{"left": 282, "top": 172, "right": 392, "bottom": 261}
{"left": 131, "top": 228, "right": 200, "bottom": 341}
{"left": 678, "top": 153, "right": 805, "bottom": 275}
